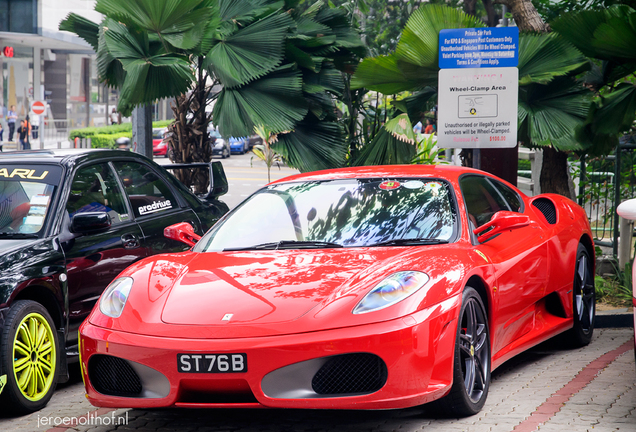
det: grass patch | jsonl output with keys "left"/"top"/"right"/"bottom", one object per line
{"left": 595, "top": 262, "right": 633, "bottom": 307}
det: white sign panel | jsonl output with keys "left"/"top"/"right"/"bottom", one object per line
{"left": 437, "top": 67, "right": 518, "bottom": 148}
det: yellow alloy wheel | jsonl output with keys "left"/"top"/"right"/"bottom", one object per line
{"left": 12, "top": 312, "right": 56, "bottom": 401}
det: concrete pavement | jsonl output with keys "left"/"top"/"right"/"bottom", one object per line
{"left": 0, "top": 328, "right": 633, "bottom": 432}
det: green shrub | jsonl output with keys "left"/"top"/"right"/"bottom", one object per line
{"left": 69, "top": 120, "right": 174, "bottom": 140}
{"left": 88, "top": 132, "right": 132, "bottom": 149}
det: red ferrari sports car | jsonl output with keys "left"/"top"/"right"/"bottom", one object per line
{"left": 78, "top": 165, "right": 595, "bottom": 416}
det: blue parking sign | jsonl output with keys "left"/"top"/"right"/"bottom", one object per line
{"left": 439, "top": 27, "right": 519, "bottom": 69}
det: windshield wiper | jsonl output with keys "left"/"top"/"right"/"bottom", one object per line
{"left": 369, "top": 238, "right": 449, "bottom": 247}
{"left": 224, "top": 240, "right": 343, "bottom": 251}
{"left": 0, "top": 232, "right": 39, "bottom": 239}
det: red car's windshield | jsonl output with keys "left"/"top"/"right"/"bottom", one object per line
{"left": 195, "top": 178, "right": 457, "bottom": 251}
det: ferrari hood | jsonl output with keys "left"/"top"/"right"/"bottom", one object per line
{"left": 160, "top": 250, "right": 381, "bottom": 326}
{"left": 97, "top": 244, "right": 474, "bottom": 339}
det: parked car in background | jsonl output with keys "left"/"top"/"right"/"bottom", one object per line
{"left": 209, "top": 129, "right": 230, "bottom": 159}
{"left": 248, "top": 135, "right": 263, "bottom": 149}
{"left": 229, "top": 137, "right": 249, "bottom": 154}
{"left": 152, "top": 128, "right": 169, "bottom": 158}
{"left": 615, "top": 199, "right": 636, "bottom": 369}
{"left": 78, "top": 165, "right": 595, "bottom": 416}
{"left": 0, "top": 149, "right": 229, "bottom": 414}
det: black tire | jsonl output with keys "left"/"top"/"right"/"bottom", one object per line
{"left": 0, "top": 300, "right": 59, "bottom": 414}
{"left": 567, "top": 243, "right": 595, "bottom": 346}
{"left": 436, "top": 287, "right": 490, "bottom": 416}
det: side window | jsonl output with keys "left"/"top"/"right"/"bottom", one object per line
{"left": 113, "top": 161, "right": 177, "bottom": 218}
{"left": 459, "top": 176, "right": 510, "bottom": 227}
{"left": 491, "top": 179, "right": 523, "bottom": 213}
{"left": 66, "top": 163, "right": 130, "bottom": 224}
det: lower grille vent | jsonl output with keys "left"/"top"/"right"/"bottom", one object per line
{"left": 89, "top": 354, "right": 142, "bottom": 397}
{"left": 312, "top": 353, "right": 387, "bottom": 395}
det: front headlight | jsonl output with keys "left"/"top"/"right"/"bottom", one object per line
{"left": 353, "top": 271, "right": 429, "bottom": 314}
{"left": 99, "top": 277, "right": 133, "bottom": 318}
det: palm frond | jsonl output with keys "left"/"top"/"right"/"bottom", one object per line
{"left": 518, "top": 33, "right": 588, "bottom": 85}
{"left": 96, "top": 0, "right": 204, "bottom": 33}
{"left": 59, "top": 13, "right": 100, "bottom": 51}
{"left": 383, "top": 113, "right": 417, "bottom": 145}
{"left": 117, "top": 55, "right": 194, "bottom": 115}
{"left": 97, "top": 24, "right": 126, "bottom": 88}
{"left": 396, "top": 4, "right": 485, "bottom": 68}
{"left": 351, "top": 54, "right": 419, "bottom": 93}
{"left": 594, "top": 83, "right": 636, "bottom": 134}
{"left": 552, "top": 5, "right": 636, "bottom": 61}
{"left": 350, "top": 126, "right": 416, "bottom": 166}
{"left": 213, "top": 66, "right": 308, "bottom": 137}
{"left": 205, "top": 13, "right": 292, "bottom": 88}
{"left": 102, "top": 18, "right": 150, "bottom": 59}
{"left": 518, "top": 77, "right": 591, "bottom": 151}
{"left": 273, "top": 117, "right": 347, "bottom": 172}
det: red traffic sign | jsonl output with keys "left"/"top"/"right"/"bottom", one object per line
{"left": 31, "top": 101, "right": 46, "bottom": 115}
{"left": 3, "top": 47, "right": 13, "bottom": 58}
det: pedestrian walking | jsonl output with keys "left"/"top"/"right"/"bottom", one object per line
{"left": 6, "top": 105, "right": 17, "bottom": 141}
{"left": 0, "top": 123, "right": 4, "bottom": 151}
{"left": 17, "top": 119, "right": 30, "bottom": 150}
{"left": 110, "top": 108, "right": 119, "bottom": 125}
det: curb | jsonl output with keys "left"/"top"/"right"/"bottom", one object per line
{"left": 596, "top": 312, "right": 633, "bottom": 328}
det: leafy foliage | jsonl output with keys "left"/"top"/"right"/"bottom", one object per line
{"left": 60, "top": 0, "right": 363, "bottom": 172}
{"left": 552, "top": 5, "right": 636, "bottom": 149}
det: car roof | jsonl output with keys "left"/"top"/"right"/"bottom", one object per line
{"left": 268, "top": 164, "right": 491, "bottom": 185}
{"left": 0, "top": 149, "right": 152, "bottom": 167}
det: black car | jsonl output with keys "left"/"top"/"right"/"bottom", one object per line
{"left": 0, "top": 149, "right": 228, "bottom": 413}
{"left": 209, "top": 129, "right": 231, "bottom": 159}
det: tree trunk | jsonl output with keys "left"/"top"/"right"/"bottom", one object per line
{"left": 494, "top": 0, "right": 549, "bottom": 32}
{"left": 464, "top": 0, "right": 477, "bottom": 16}
{"left": 165, "top": 57, "right": 212, "bottom": 194}
{"left": 540, "top": 146, "right": 575, "bottom": 200}
{"left": 482, "top": 0, "right": 499, "bottom": 27}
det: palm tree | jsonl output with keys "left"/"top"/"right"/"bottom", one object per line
{"left": 60, "top": 0, "right": 364, "bottom": 176}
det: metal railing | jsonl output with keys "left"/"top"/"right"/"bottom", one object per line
{"left": 577, "top": 142, "right": 636, "bottom": 257}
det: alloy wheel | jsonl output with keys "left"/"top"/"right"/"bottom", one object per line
{"left": 458, "top": 298, "right": 489, "bottom": 404}
{"left": 12, "top": 312, "right": 56, "bottom": 401}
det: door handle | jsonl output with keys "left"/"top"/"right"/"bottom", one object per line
{"left": 121, "top": 233, "right": 140, "bottom": 249}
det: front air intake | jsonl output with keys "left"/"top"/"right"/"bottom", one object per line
{"left": 532, "top": 197, "right": 557, "bottom": 224}
{"left": 89, "top": 354, "right": 143, "bottom": 397}
{"left": 311, "top": 353, "right": 387, "bottom": 395}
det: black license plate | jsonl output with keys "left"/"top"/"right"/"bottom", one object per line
{"left": 178, "top": 353, "right": 247, "bottom": 373}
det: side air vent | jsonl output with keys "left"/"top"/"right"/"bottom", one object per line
{"left": 532, "top": 198, "right": 557, "bottom": 224}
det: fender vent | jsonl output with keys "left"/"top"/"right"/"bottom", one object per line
{"left": 89, "top": 355, "right": 142, "bottom": 397}
{"left": 532, "top": 198, "right": 557, "bottom": 224}
{"left": 312, "top": 353, "right": 387, "bottom": 395}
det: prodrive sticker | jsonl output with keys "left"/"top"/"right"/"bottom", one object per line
{"left": 138, "top": 199, "right": 173, "bottom": 215}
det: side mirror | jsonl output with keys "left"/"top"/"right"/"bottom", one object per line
{"left": 473, "top": 211, "right": 530, "bottom": 243}
{"left": 209, "top": 161, "right": 229, "bottom": 198}
{"left": 71, "top": 212, "right": 111, "bottom": 233}
{"left": 166, "top": 161, "right": 228, "bottom": 200}
{"left": 164, "top": 222, "right": 201, "bottom": 247}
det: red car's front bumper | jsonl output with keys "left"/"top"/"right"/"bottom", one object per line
{"left": 79, "top": 296, "right": 460, "bottom": 410}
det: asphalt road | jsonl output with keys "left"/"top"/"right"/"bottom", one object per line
{"left": 154, "top": 151, "right": 300, "bottom": 209}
